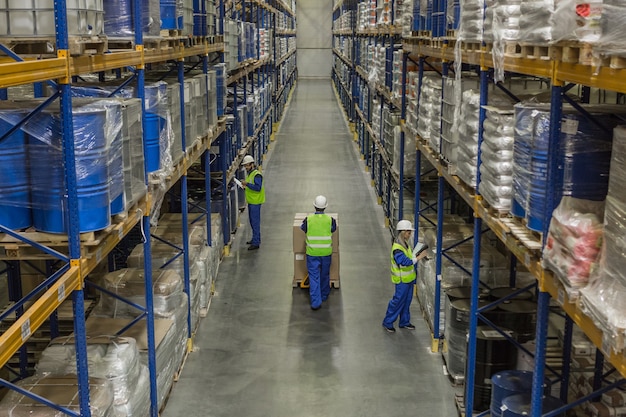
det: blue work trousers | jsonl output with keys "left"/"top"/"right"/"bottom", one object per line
{"left": 382, "top": 281, "right": 414, "bottom": 328}
{"left": 248, "top": 203, "right": 261, "bottom": 246}
{"left": 307, "top": 255, "right": 331, "bottom": 309}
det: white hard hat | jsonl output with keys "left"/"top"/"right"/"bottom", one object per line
{"left": 242, "top": 155, "right": 254, "bottom": 165}
{"left": 396, "top": 220, "right": 414, "bottom": 231}
{"left": 314, "top": 195, "right": 328, "bottom": 209}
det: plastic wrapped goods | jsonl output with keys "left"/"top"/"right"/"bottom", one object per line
{"left": 580, "top": 268, "right": 626, "bottom": 353}
{"left": 0, "top": 375, "right": 114, "bottom": 417}
{"left": 596, "top": 1, "right": 626, "bottom": 57}
{"left": 36, "top": 336, "right": 142, "bottom": 407}
{"left": 0, "top": 99, "right": 124, "bottom": 234}
{"left": 542, "top": 197, "right": 604, "bottom": 296}
{"left": 95, "top": 268, "right": 185, "bottom": 319}
{"left": 479, "top": 106, "right": 516, "bottom": 211}
{"left": 512, "top": 102, "right": 619, "bottom": 232}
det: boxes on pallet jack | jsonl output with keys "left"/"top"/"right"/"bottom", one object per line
{"left": 292, "top": 213, "right": 340, "bottom": 288}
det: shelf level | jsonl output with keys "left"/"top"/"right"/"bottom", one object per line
{"left": 0, "top": 42, "right": 224, "bottom": 88}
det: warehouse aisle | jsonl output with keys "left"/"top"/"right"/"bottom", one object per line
{"left": 161, "top": 79, "right": 458, "bottom": 416}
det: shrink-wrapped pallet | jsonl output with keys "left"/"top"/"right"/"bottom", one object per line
{"left": 0, "top": 375, "right": 114, "bottom": 417}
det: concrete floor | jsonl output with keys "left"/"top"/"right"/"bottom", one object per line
{"left": 161, "top": 79, "right": 458, "bottom": 417}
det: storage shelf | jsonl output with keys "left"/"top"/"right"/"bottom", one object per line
{"left": 227, "top": 57, "right": 271, "bottom": 85}
{"left": 0, "top": 265, "right": 81, "bottom": 369}
{"left": 274, "top": 66, "right": 297, "bottom": 100}
{"left": 539, "top": 270, "right": 626, "bottom": 378}
{"left": 276, "top": 49, "right": 296, "bottom": 67}
{"left": 0, "top": 58, "right": 67, "bottom": 89}
{"left": 333, "top": 29, "right": 353, "bottom": 36}
{"left": 332, "top": 67, "right": 351, "bottom": 97}
{"left": 403, "top": 38, "right": 626, "bottom": 87}
{"left": 0, "top": 42, "right": 225, "bottom": 88}
{"left": 404, "top": 126, "right": 626, "bottom": 381}
{"left": 333, "top": 48, "right": 353, "bottom": 68}
{"left": 354, "top": 104, "right": 399, "bottom": 186}
{"left": 355, "top": 65, "right": 401, "bottom": 108}
{"left": 357, "top": 26, "right": 402, "bottom": 36}
{"left": 276, "top": 29, "right": 296, "bottom": 36}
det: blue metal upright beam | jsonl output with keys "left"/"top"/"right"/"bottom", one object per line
{"left": 464, "top": 66, "right": 489, "bottom": 414}
{"left": 134, "top": 0, "right": 158, "bottom": 408}
{"left": 531, "top": 290, "right": 551, "bottom": 416}
{"left": 560, "top": 316, "right": 574, "bottom": 402}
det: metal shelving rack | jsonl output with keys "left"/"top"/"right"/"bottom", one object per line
{"left": 334, "top": 1, "right": 626, "bottom": 416}
{"left": 402, "top": 38, "right": 626, "bottom": 415}
{"left": 0, "top": 1, "right": 228, "bottom": 415}
{"left": 216, "top": 0, "right": 295, "bottom": 252}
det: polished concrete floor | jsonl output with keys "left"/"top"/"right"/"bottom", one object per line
{"left": 161, "top": 79, "right": 458, "bottom": 417}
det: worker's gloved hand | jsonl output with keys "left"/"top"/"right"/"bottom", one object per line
{"left": 412, "top": 256, "right": 419, "bottom": 265}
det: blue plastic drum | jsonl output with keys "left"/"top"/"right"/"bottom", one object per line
{"left": 0, "top": 113, "right": 32, "bottom": 230}
{"left": 501, "top": 394, "right": 564, "bottom": 417}
{"left": 144, "top": 83, "right": 168, "bottom": 172}
{"left": 491, "top": 371, "right": 535, "bottom": 417}
{"left": 160, "top": 0, "right": 179, "bottom": 29}
{"left": 30, "top": 103, "right": 112, "bottom": 233}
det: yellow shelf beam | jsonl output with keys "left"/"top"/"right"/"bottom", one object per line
{"left": 0, "top": 59, "right": 67, "bottom": 89}
{"left": 0, "top": 265, "right": 81, "bottom": 369}
{"left": 0, "top": 42, "right": 224, "bottom": 87}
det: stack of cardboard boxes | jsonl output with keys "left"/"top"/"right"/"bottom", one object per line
{"left": 292, "top": 213, "right": 340, "bottom": 288}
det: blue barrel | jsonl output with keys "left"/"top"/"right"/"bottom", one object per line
{"left": 30, "top": 102, "right": 113, "bottom": 233}
{"left": 501, "top": 394, "right": 564, "bottom": 417}
{"left": 144, "top": 82, "right": 168, "bottom": 173}
{"left": 0, "top": 113, "right": 32, "bottom": 230}
{"left": 104, "top": 0, "right": 151, "bottom": 36}
{"left": 491, "top": 371, "right": 535, "bottom": 417}
{"left": 192, "top": 0, "right": 206, "bottom": 36}
{"left": 160, "top": 0, "right": 179, "bottom": 29}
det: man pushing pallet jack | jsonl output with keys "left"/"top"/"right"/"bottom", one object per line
{"left": 292, "top": 195, "right": 339, "bottom": 310}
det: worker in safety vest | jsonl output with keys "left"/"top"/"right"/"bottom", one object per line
{"left": 300, "top": 195, "right": 337, "bottom": 310}
{"left": 241, "top": 155, "right": 265, "bottom": 250}
{"left": 382, "top": 220, "right": 427, "bottom": 333}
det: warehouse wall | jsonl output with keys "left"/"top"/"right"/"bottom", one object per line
{"left": 296, "top": 0, "right": 333, "bottom": 79}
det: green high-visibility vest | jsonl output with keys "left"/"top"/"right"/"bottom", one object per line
{"left": 245, "top": 169, "right": 265, "bottom": 205}
{"left": 305, "top": 214, "right": 333, "bottom": 257}
{"left": 390, "top": 242, "right": 416, "bottom": 284}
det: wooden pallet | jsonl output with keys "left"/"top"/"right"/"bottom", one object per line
{"left": 551, "top": 41, "right": 594, "bottom": 65}
{"left": 500, "top": 217, "right": 543, "bottom": 251}
{"left": 0, "top": 36, "right": 107, "bottom": 56}
{"left": 160, "top": 29, "right": 183, "bottom": 38}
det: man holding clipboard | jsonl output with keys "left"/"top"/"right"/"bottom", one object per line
{"left": 382, "top": 220, "right": 429, "bottom": 333}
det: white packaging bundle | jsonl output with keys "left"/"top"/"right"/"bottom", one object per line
{"left": 37, "top": 336, "right": 142, "bottom": 408}
{"left": 456, "top": 90, "right": 481, "bottom": 187}
{"left": 478, "top": 106, "right": 516, "bottom": 211}
{"left": 0, "top": 375, "right": 114, "bottom": 417}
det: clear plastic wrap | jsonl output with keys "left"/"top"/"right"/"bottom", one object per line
{"left": 94, "top": 268, "right": 185, "bottom": 319}
{"left": 542, "top": 197, "right": 604, "bottom": 297}
{"left": 36, "top": 336, "right": 142, "bottom": 407}
{"left": 493, "top": 0, "right": 602, "bottom": 81}
{"left": 595, "top": 2, "right": 626, "bottom": 58}
{"left": 0, "top": 375, "right": 114, "bottom": 417}
{"left": 608, "top": 127, "right": 626, "bottom": 196}
{"left": 113, "top": 365, "right": 150, "bottom": 417}
{"left": 580, "top": 268, "right": 626, "bottom": 353}
{"left": 0, "top": 99, "right": 124, "bottom": 234}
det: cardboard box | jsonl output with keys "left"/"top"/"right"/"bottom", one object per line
{"left": 293, "top": 213, "right": 339, "bottom": 253}
{"left": 603, "top": 390, "right": 626, "bottom": 407}
{"left": 293, "top": 252, "right": 340, "bottom": 282}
